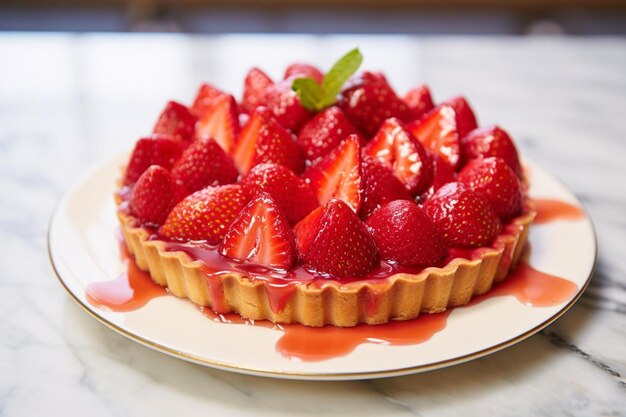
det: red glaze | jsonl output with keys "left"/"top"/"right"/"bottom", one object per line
{"left": 533, "top": 198, "right": 585, "bottom": 225}
{"left": 86, "top": 239, "right": 167, "bottom": 311}
{"left": 90, "top": 195, "right": 584, "bottom": 361}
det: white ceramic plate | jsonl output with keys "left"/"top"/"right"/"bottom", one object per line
{"left": 48, "top": 154, "right": 596, "bottom": 380}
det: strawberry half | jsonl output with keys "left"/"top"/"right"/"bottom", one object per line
{"left": 365, "top": 117, "right": 433, "bottom": 195}
{"left": 403, "top": 84, "right": 434, "bottom": 120}
{"left": 191, "top": 83, "right": 227, "bottom": 116}
{"left": 407, "top": 104, "right": 463, "bottom": 170}
{"left": 242, "top": 67, "right": 274, "bottom": 114}
{"left": 232, "top": 107, "right": 304, "bottom": 175}
{"left": 241, "top": 163, "right": 318, "bottom": 224}
{"left": 422, "top": 182, "right": 502, "bottom": 248}
{"left": 160, "top": 184, "right": 248, "bottom": 244}
{"left": 294, "top": 199, "right": 379, "bottom": 278}
{"left": 261, "top": 78, "right": 312, "bottom": 132}
{"left": 153, "top": 101, "right": 197, "bottom": 142}
{"left": 123, "top": 135, "right": 184, "bottom": 185}
{"left": 360, "top": 155, "right": 412, "bottom": 219}
{"left": 443, "top": 96, "right": 478, "bottom": 139}
{"left": 194, "top": 94, "right": 240, "bottom": 153}
{"left": 302, "top": 134, "right": 362, "bottom": 212}
{"left": 460, "top": 125, "right": 522, "bottom": 177}
{"left": 129, "top": 165, "right": 186, "bottom": 226}
{"left": 366, "top": 200, "right": 447, "bottom": 266}
{"left": 296, "top": 106, "right": 360, "bottom": 163}
{"left": 171, "top": 137, "right": 238, "bottom": 193}
{"left": 337, "top": 71, "right": 412, "bottom": 137}
{"left": 220, "top": 193, "right": 296, "bottom": 271}
{"left": 458, "top": 157, "right": 524, "bottom": 221}
{"left": 284, "top": 63, "right": 323, "bottom": 83}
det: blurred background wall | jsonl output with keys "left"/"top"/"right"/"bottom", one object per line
{"left": 1, "top": 0, "right": 625, "bottom": 35}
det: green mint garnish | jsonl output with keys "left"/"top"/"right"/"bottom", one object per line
{"left": 292, "top": 48, "right": 363, "bottom": 112}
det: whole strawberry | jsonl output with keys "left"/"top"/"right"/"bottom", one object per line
{"left": 294, "top": 199, "right": 379, "bottom": 278}
{"left": 123, "top": 135, "right": 184, "bottom": 185}
{"left": 241, "top": 163, "right": 318, "bottom": 224}
{"left": 261, "top": 77, "right": 312, "bottom": 132}
{"left": 422, "top": 182, "right": 502, "bottom": 248}
{"left": 366, "top": 200, "right": 447, "bottom": 266}
{"left": 420, "top": 151, "right": 457, "bottom": 198}
{"left": 171, "top": 137, "right": 239, "bottom": 193}
{"left": 242, "top": 67, "right": 274, "bottom": 114}
{"left": 337, "top": 71, "right": 412, "bottom": 137}
{"left": 232, "top": 107, "right": 304, "bottom": 175}
{"left": 458, "top": 157, "right": 524, "bottom": 220}
{"left": 220, "top": 193, "right": 296, "bottom": 271}
{"left": 129, "top": 165, "right": 187, "bottom": 226}
{"left": 160, "top": 184, "right": 248, "bottom": 244}
{"left": 152, "top": 101, "right": 197, "bottom": 142}
{"left": 360, "top": 155, "right": 412, "bottom": 219}
{"left": 461, "top": 125, "right": 522, "bottom": 177}
{"left": 297, "top": 106, "right": 360, "bottom": 163}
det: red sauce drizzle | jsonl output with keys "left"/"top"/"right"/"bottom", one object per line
{"left": 85, "top": 238, "right": 167, "bottom": 312}
{"left": 533, "top": 198, "right": 585, "bottom": 225}
{"left": 86, "top": 197, "right": 584, "bottom": 361}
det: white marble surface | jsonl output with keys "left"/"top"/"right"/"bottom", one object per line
{"left": 1, "top": 33, "right": 625, "bottom": 416}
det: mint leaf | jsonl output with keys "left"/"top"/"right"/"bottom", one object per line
{"left": 291, "top": 48, "right": 363, "bottom": 111}
{"left": 292, "top": 77, "right": 323, "bottom": 111}
{"left": 319, "top": 48, "right": 363, "bottom": 108}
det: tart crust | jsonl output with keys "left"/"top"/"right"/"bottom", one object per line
{"left": 117, "top": 207, "right": 535, "bottom": 327}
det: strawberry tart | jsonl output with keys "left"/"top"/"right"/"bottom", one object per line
{"left": 116, "top": 49, "right": 535, "bottom": 327}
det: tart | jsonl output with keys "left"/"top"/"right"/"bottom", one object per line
{"left": 116, "top": 49, "right": 535, "bottom": 327}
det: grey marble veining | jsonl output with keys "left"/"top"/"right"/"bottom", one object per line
{"left": 1, "top": 34, "right": 625, "bottom": 416}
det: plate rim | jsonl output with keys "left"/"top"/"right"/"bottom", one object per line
{"left": 47, "top": 154, "right": 598, "bottom": 380}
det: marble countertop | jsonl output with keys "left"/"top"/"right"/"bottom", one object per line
{"left": 1, "top": 33, "right": 625, "bottom": 416}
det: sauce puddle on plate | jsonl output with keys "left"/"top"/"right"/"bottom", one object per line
{"left": 86, "top": 198, "right": 583, "bottom": 361}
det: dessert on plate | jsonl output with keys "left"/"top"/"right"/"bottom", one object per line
{"left": 116, "top": 49, "right": 535, "bottom": 327}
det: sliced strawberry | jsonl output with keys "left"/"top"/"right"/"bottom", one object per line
{"left": 261, "top": 78, "right": 312, "bottom": 132}
{"left": 294, "top": 199, "right": 379, "bottom": 278}
{"left": 443, "top": 96, "right": 478, "bottom": 138}
{"left": 129, "top": 166, "right": 186, "bottom": 226}
{"left": 220, "top": 193, "right": 296, "bottom": 270}
{"left": 242, "top": 67, "right": 274, "bottom": 114}
{"left": 241, "top": 163, "right": 318, "bottom": 224}
{"left": 458, "top": 157, "right": 524, "bottom": 221}
{"left": 366, "top": 200, "right": 447, "bottom": 266}
{"left": 403, "top": 84, "right": 434, "bottom": 120}
{"left": 296, "top": 106, "right": 360, "bottom": 163}
{"left": 360, "top": 155, "right": 412, "bottom": 219}
{"left": 337, "top": 71, "right": 412, "bottom": 137}
{"left": 232, "top": 108, "right": 304, "bottom": 175}
{"left": 460, "top": 125, "right": 522, "bottom": 177}
{"left": 365, "top": 117, "right": 433, "bottom": 195}
{"left": 191, "top": 83, "right": 227, "bottom": 116}
{"left": 422, "top": 182, "right": 502, "bottom": 248}
{"left": 153, "top": 101, "right": 197, "bottom": 142}
{"left": 283, "top": 63, "right": 324, "bottom": 83}
{"left": 194, "top": 94, "right": 240, "bottom": 153}
{"left": 160, "top": 184, "right": 248, "bottom": 244}
{"left": 302, "top": 134, "right": 362, "bottom": 212}
{"left": 123, "top": 135, "right": 184, "bottom": 185}
{"left": 407, "top": 104, "right": 462, "bottom": 170}
{"left": 171, "top": 137, "right": 238, "bottom": 193}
